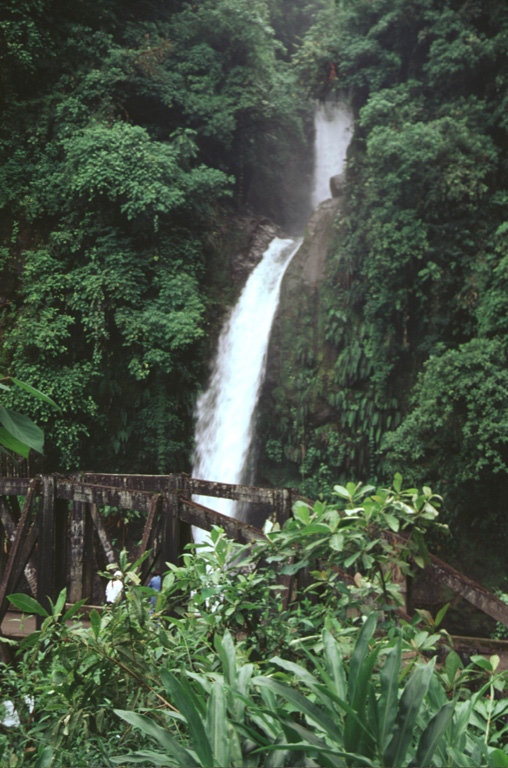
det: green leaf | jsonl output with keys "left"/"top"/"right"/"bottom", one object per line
{"left": 0, "top": 408, "right": 44, "bottom": 454}
{"left": 345, "top": 648, "right": 379, "bottom": 753}
{"left": 254, "top": 677, "right": 340, "bottom": 744}
{"left": 434, "top": 602, "right": 450, "bottom": 628}
{"left": 114, "top": 710, "right": 199, "bottom": 766}
{"left": 10, "top": 377, "right": 59, "bottom": 409}
{"left": 334, "top": 485, "right": 351, "bottom": 500}
{"left": 270, "top": 656, "right": 322, "bottom": 692}
{"left": 348, "top": 613, "right": 377, "bottom": 709}
{"left": 490, "top": 748, "right": 508, "bottom": 767}
{"left": 0, "top": 442, "right": 20, "bottom": 466}
{"left": 344, "top": 551, "right": 362, "bottom": 568}
{"left": 445, "top": 649, "right": 462, "bottom": 686}
{"left": 52, "top": 587, "right": 67, "bottom": 618}
{"left": 378, "top": 638, "right": 402, "bottom": 751}
{"left": 90, "top": 609, "right": 101, "bottom": 639}
{"left": 470, "top": 655, "right": 495, "bottom": 672}
{"left": 252, "top": 740, "right": 375, "bottom": 767}
{"left": 393, "top": 473, "right": 403, "bottom": 493}
{"left": 111, "top": 749, "right": 182, "bottom": 765}
{"left": 62, "top": 597, "right": 90, "bottom": 622}
{"left": 280, "top": 560, "right": 307, "bottom": 575}
{"left": 383, "top": 658, "right": 436, "bottom": 766}
{"left": 384, "top": 514, "right": 400, "bottom": 532}
{"left": 415, "top": 701, "right": 455, "bottom": 766}
{"left": 18, "top": 630, "right": 42, "bottom": 650}
{"left": 37, "top": 746, "right": 54, "bottom": 767}
{"left": 330, "top": 533, "right": 345, "bottom": 551}
{"left": 7, "top": 593, "right": 49, "bottom": 617}
{"left": 0, "top": 425, "right": 30, "bottom": 458}
{"left": 207, "top": 680, "right": 230, "bottom": 767}
{"left": 323, "top": 629, "right": 347, "bottom": 701}
{"left": 215, "top": 630, "right": 237, "bottom": 687}
{"left": 160, "top": 669, "right": 213, "bottom": 766}
{"left": 294, "top": 505, "right": 311, "bottom": 524}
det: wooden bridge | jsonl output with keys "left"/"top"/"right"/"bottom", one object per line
{"left": 0, "top": 472, "right": 292, "bottom": 630}
{"left": 2, "top": 472, "right": 508, "bottom": 657}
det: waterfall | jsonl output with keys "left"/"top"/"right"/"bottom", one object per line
{"left": 192, "top": 237, "right": 301, "bottom": 520}
{"left": 191, "top": 97, "right": 353, "bottom": 528}
{"left": 311, "top": 98, "right": 353, "bottom": 209}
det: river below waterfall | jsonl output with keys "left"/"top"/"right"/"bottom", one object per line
{"left": 191, "top": 97, "right": 353, "bottom": 530}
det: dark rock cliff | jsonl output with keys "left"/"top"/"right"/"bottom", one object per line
{"left": 229, "top": 212, "right": 284, "bottom": 287}
{"left": 251, "top": 191, "right": 345, "bottom": 492}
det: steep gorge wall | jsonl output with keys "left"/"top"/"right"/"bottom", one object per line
{"left": 253, "top": 190, "right": 345, "bottom": 493}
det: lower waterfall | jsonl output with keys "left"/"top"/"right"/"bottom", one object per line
{"left": 191, "top": 237, "right": 301, "bottom": 523}
{"left": 191, "top": 97, "right": 353, "bottom": 530}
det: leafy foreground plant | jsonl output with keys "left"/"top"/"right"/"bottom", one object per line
{"left": 0, "top": 375, "right": 58, "bottom": 462}
{"left": 2, "top": 477, "right": 508, "bottom": 766}
{"left": 113, "top": 618, "right": 508, "bottom": 768}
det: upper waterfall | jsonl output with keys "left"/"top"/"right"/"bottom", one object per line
{"left": 311, "top": 99, "right": 353, "bottom": 209}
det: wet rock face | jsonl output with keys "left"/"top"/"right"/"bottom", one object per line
{"left": 263, "top": 196, "right": 341, "bottom": 380}
{"left": 230, "top": 214, "right": 284, "bottom": 286}
{"left": 252, "top": 194, "right": 346, "bottom": 490}
{"left": 289, "top": 197, "right": 341, "bottom": 288}
{"left": 330, "top": 173, "right": 345, "bottom": 198}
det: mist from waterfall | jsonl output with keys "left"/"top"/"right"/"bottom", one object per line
{"left": 191, "top": 97, "right": 353, "bottom": 527}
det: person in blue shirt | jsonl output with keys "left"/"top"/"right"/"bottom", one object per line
{"left": 148, "top": 570, "right": 162, "bottom": 614}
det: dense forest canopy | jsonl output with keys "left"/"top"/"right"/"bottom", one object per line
{"left": 0, "top": 0, "right": 319, "bottom": 472}
{"left": 254, "top": 0, "right": 508, "bottom": 575}
{"left": 2, "top": 0, "right": 508, "bottom": 571}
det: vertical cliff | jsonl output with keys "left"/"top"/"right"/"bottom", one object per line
{"left": 254, "top": 190, "right": 346, "bottom": 496}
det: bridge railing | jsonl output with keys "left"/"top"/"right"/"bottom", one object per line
{"left": 2, "top": 473, "right": 508, "bottom": 633}
{"left": 0, "top": 473, "right": 297, "bottom": 628}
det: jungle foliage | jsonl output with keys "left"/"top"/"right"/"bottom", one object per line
{"left": 2, "top": 0, "right": 508, "bottom": 569}
{"left": 0, "top": 0, "right": 315, "bottom": 473}
{"left": 256, "top": 0, "right": 508, "bottom": 568}
{"left": 3, "top": 477, "right": 508, "bottom": 767}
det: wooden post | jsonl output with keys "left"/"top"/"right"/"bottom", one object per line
{"left": 138, "top": 494, "right": 161, "bottom": 560}
{"left": 137, "top": 494, "right": 162, "bottom": 582}
{"left": 179, "top": 475, "right": 193, "bottom": 556}
{"left": 274, "top": 488, "right": 293, "bottom": 528}
{"left": 69, "top": 500, "right": 84, "bottom": 603}
{"left": 0, "top": 477, "right": 40, "bottom": 626}
{"left": 54, "top": 497, "right": 68, "bottom": 596}
{"left": 161, "top": 474, "right": 185, "bottom": 568}
{"left": 89, "top": 503, "right": 117, "bottom": 566}
{"left": 37, "top": 475, "right": 56, "bottom": 623}
{"left": 69, "top": 500, "right": 94, "bottom": 603}
{"left": 0, "top": 496, "right": 38, "bottom": 597}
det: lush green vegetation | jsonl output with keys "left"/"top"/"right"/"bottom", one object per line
{"left": 3, "top": 477, "right": 508, "bottom": 767}
{"left": 3, "top": 2, "right": 508, "bottom": 763}
{"left": 256, "top": 0, "right": 508, "bottom": 573}
{"left": 0, "top": 0, "right": 318, "bottom": 473}
{"left": 2, "top": 0, "right": 508, "bottom": 581}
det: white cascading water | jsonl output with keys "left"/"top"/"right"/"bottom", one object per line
{"left": 311, "top": 99, "right": 353, "bottom": 209}
{"left": 192, "top": 237, "right": 301, "bottom": 521}
{"left": 191, "top": 97, "right": 353, "bottom": 530}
